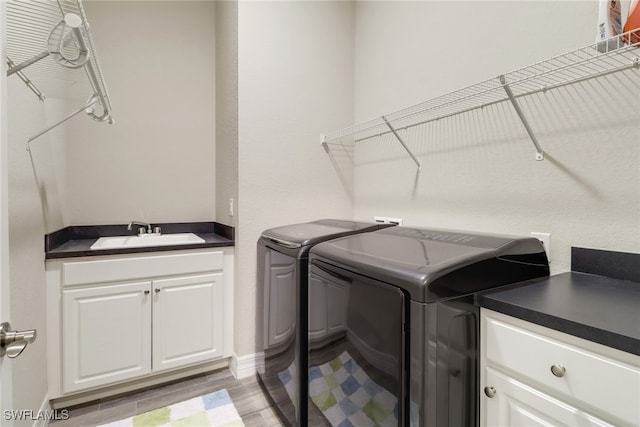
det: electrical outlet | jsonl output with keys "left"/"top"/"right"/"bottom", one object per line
{"left": 374, "top": 216, "right": 403, "bottom": 226}
{"left": 530, "top": 232, "right": 550, "bottom": 261}
{"left": 229, "top": 198, "right": 234, "bottom": 217}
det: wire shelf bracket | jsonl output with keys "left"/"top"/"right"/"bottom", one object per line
{"left": 499, "top": 75, "right": 544, "bottom": 161}
{"left": 381, "top": 115, "right": 422, "bottom": 172}
{"left": 321, "top": 29, "right": 640, "bottom": 165}
{"left": 6, "top": 0, "right": 113, "bottom": 143}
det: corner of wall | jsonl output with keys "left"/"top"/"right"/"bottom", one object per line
{"left": 229, "top": 352, "right": 264, "bottom": 380}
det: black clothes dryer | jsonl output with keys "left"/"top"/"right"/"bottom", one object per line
{"left": 307, "top": 226, "right": 549, "bottom": 427}
{"left": 256, "top": 219, "right": 393, "bottom": 427}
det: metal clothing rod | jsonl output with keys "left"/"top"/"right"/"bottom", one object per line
{"left": 7, "top": 51, "right": 50, "bottom": 76}
{"left": 6, "top": 57, "right": 45, "bottom": 101}
{"left": 499, "top": 75, "right": 545, "bottom": 161}
{"left": 382, "top": 116, "right": 422, "bottom": 172}
{"left": 27, "top": 96, "right": 98, "bottom": 147}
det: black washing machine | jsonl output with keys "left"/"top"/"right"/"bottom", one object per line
{"left": 307, "top": 226, "right": 549, "bottom": 427}
{"left": 256, "top": 219, "right": 393, "bottom": 427}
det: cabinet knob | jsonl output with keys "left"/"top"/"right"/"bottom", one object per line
{"left": 484, "top": 386, "right": 496, "bottom": 398}
{"left": 550, "top": 364, "right": 566, "bottom": 377}
{"left": 155, "top": 288, "right": 161, "bottom": 293}
{"left": 144, "top": 290, "right": 150, "bottom": 295}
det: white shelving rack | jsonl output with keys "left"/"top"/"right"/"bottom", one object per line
{"left": 321, "top": 30, "right": 640, "bottom": 171}
{"left": 6, "top": 0, "right": 113, "bottom": 143}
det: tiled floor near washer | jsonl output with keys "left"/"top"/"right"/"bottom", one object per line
{"left": 49, "top": 369, "right": 284, "bottom": 426}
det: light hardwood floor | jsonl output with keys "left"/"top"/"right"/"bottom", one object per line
{"left": 49, "top": 369, "right": 284, "bottom": 426}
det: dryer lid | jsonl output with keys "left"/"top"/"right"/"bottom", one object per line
{"left": 261, "top": 219, "right": 385, "bottom": 248}
{"left": 310, "top": 226, "right": 549, "bottom": 302}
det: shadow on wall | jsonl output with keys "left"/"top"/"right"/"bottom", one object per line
{"left": 322, "top": 139, "right": 355, "bottom": 198}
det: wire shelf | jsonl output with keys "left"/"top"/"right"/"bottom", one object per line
{"left": 322, "top": 30, "right": 640, "bottom": 145}
{"left": 6, "top": 0, "right": 112, "bottom": 124}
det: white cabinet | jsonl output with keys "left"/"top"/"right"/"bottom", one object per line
{"left": 480, "top": 309, "right": 640, "bottom": 427}
{"left": 47, "top": 248, "right": 234, "bottom": 401}
{"left": 63, "top": 281, "right": 152, "bottom": 393}
{"left": 153, "top": 273, "right": 223, "bottom": 372}
{"left": 485, "top": 367, "right": 612, "bottom": 426}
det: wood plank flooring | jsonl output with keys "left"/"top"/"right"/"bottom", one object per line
{"left": 49, "top": 369, "right": 284, "bottom": 426}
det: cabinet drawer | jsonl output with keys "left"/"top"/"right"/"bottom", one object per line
{"left": 486, "top": 316, "right": 640, "bottom": 426}
{"left": 62, "top": 251, "right": 223, "bottom": 286}
{"left": 485, "top": 367, "right": 614, "bottom": 427}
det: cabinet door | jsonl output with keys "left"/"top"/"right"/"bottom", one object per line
{"left": 153, "top": 273, "right": 223, "bottom": 372}
{"left": 63, "top": 282, "right": 152, "bottom": 393}
{"left": 483, "top": 368, "right": 613, "bottom": 427}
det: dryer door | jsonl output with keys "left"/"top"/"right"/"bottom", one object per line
{"left": 257, "top": 243, "right": 300, "bottom": 427}
{"left": 309, "top": 261, "right": 407, "bottom": 427}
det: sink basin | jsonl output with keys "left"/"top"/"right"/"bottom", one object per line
{"left": 90, "top": 233, "right": 205, "bottom": 250}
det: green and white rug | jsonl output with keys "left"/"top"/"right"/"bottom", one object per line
{"left": 99, "top": 389, "right": 244, "bottom": 427}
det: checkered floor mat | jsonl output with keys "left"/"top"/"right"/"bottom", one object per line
{"left": 308, "top": 351, "right": 398, "bottom": 427}
{"left": 98, "top": 389, "right": 244, "bottom": 427}
{"left": 277, "top": 360, "right": 298, "bottom": 411}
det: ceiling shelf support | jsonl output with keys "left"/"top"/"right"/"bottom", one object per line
{"left": 499, "top": 75, "right": 544, "bottom": 161}
{"left": 6, "top": 0, "right": 113, "bottom": 131}
{"left": 27, "top": 96, "right": 98, "bottom": 149}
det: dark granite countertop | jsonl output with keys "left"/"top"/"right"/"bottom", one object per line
{"left": 45, "top": 222, "right": 234, "bottom": 259}
{"left": 477, "top": 247, "right": 640, "bottom": 356}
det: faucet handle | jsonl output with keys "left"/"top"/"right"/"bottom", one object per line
{"left": 154, "top": 226, "right": 162, "bottom": 235}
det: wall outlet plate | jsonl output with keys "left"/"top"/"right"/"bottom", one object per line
{"left": 374, "top": 216, "right": 403, "bottom": 226}
{"left": 530, "top": 232, "right": 550, "bottom": 261}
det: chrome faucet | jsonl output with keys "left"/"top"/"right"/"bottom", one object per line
{"left": 127, "top": 221, "right": 152, "bottom": 235}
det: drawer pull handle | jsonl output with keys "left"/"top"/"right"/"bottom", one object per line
{"left": 551, "top": 364, "right": 566, "bottom": 377}
{"left": 484, "top": 386, "right": 496, "bottom": 398}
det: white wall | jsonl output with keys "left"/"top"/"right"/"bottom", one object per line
{"left": 61, "top": 1, "right": 216, "bottom": 226}
{"left": 7, "top": 77, "right": 51, "bottom": 425}
{"left": 236, "top": 1, "right": 355, "bottom": 355}
{"left": 215, "top": 1, "right": 238, "bottom": 228}
{"left": 350, "top": 1, "right": 640, "bottom": 274}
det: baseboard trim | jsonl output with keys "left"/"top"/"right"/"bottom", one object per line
{"left": 230, "top": 352, "right": 264, "bottom": 379}
{"left": 32, "top": 395, "right": 51, "bottom": 427}
{"left": 50, "top": 358, "right": 230, "bottom": 409}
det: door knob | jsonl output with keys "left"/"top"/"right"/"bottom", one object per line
{"left": 0, "top": 322, "right": 37, "bottom": 359}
